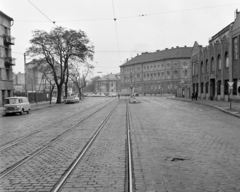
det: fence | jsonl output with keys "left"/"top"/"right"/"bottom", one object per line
{"left": 13, "top": 92, "right": 49, "bottom": 103}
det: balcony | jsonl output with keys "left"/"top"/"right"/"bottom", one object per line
{"left": 3, "top": 35, "right": 15, "bottom": 45}
{"left": 5, "top": 57, "right": 16, "bottom": 66}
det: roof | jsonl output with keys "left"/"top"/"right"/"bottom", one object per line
{"left": 98, "top": 73, "right": 120, "bottom": 81}
{"left": 0, "top": 11, "right": 13, "bottom": 21}
{"left": 120, "top": 46, "right": 192, "bottom": 67}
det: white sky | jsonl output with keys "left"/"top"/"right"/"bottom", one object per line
{"left": 1, "top": 0, "right": 240, "bottom": 77}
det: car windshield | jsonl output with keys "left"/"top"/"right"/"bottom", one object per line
{"left": 5, "top": 98, "right": 19, "bottom": 104}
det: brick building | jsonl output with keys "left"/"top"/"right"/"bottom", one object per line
{"left": 0, "top": 11, "right": 15, "bottom": 106}
{"left": 192, "top": 10, "right": 240, "bottom": 101}
{"left": 120, "top": 46, "right": 192, "bottom": 96}
{"left": 13, "top": 72, "right": 25, "bottom": 92}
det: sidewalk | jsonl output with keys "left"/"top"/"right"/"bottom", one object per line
{"left": 0, "top": 101, "right": 61, "bottom": 114}
{"left": 169, "top": 96, "right": 240, "bottom": 119}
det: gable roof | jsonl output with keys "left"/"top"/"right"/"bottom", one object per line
{"left": 120, "top": 46, "right": 192, "bottom": 67}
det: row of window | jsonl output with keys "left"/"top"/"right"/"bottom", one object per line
{"left": 124, "top": 62, "right": 189, "bottom": 72}
{"left": 194, "top": 78, "right": 239, "bottom": 95}
{"left": 193, "top": 52, "right": 229, "bottom": 75}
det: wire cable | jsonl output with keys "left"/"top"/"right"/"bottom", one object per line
{"left": 111, "top": 0, "right": 122, "bottom": 64}
{"left": 28, "top": 0, "right": 57, "bottom": 25}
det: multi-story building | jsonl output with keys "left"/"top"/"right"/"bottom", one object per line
{"left": 25, "top": 60, "right": 57, "bottom": 96}
{"left": 120, "top": 46, "right": 192, "bottom": 96}
{"left": 192, "top": 9, "right": 240, "bottom": 101}
{"left": 0, "top": 11, "right": 15, "bottom": 106}
{"left": 94, "top": 73, "right": 121, "bottom": 94}
{"left": 13, "top": 72, "right": 25, "bottom": 92}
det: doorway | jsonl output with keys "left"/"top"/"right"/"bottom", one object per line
{"left": 210, "top": 79, "right": 215, "bottom": 100}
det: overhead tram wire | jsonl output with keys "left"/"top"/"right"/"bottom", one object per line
{"left": 15, "top": 2, "right": 240, "bottom": 23}
{"left": 28, "top": 0, "right": 57, "bottom": 25}
{"left": 111, "top": 0, "right": 121, "bottom": 64}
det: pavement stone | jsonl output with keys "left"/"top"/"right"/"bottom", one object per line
{"left": 169, "top": 96, "right": 240, "bottom": 119}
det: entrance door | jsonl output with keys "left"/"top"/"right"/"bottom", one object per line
{"left": 210, "top": 79, "right": 215, "bottom": 100}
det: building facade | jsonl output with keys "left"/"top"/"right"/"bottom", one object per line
{"left": 25, "top": 60, "right": 57, "bottom": 96}
{"left": 192, "top": 10, "right": 240, "bottom": 101}
{"left": 120, "top": 46, "right": 192, "bottom": 96}
{"left": 13, "top": 72, "right": 25, "bottom": 92}
{"left": 0, "top": 11, "right": 15, "bottom": 106}
{"left": 94, "top": 73, "right": 121, "bottom": 94}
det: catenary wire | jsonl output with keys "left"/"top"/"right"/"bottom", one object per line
{"left": 15, "top": 2, "right": 240, "bottom": 23}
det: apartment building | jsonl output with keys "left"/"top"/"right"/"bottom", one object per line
{"left": 120, "top": 46, "right": 192, "bottom": 96}
{"left": 192, "top": 10, "right": 240, "bottom": 101}
{"left": 0, "top": 11, "right": 15, "bottom": 106}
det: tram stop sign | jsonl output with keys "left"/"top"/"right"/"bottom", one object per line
{"left": 228, "top": 81, "right": 234, "bottom": 89}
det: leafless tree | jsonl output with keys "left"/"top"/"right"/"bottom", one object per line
{"left": 69, "top": 61, "right": 94, "bottom": 100}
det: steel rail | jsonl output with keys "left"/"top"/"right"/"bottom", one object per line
{"left": 0, "top": 100, "right": 116, "bottom": 179}
{"left": 126, "top": 101, "right": 134, "bottom": 192}
{"left": 0, "top": 99, "right": 112, "bottom": 153}
{"left": 51, "top": 102, "right": 119, "bottom": 192}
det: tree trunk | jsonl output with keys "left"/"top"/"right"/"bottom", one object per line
{"left": 64, "top": 81, "right": 68, "bottom": 97}
{"left": 78, "top": 87, "right": 82, "bottom": 100}
{"left": 56, "top": 85, "right": 62, "bottom": 103}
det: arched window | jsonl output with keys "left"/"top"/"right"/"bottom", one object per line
{"left": 211, "top": 57, "right": 214, "bottom": 72}
{"left": 225, "top": 52, "right": 229, "bottom": 68}
{"left": 218, "top": 55, "right": 221, "bottom": 70}
{"left": 206, "top": 60, "right": 209, "bottom": 73}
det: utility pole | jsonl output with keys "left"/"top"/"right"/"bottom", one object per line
{"left": 24, "top": 53, "right": 28, "bottom": 98}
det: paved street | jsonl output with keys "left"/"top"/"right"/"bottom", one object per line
{"left": 0, "top": 96, "right": 240, "bottom": 192}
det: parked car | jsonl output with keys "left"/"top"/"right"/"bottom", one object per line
{"left": 51, "top": 97, "right": 57, "bottom": 103}
{"left": 3, "top": 97, "right": 31, "bottom": 115}
{"left": 65, "top": 95, "right": 80, "bottom": 104}
{"left": 109, "top": 93, "right": 117, "bottom": 97}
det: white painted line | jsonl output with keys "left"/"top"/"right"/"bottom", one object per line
{"left": 65, "top": 112, "right": 70, "bottom": 114}
{"left": 199, "top": 109, "right": 203, "bottom": 111}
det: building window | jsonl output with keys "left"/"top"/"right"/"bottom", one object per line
{"left": 161, "top": 72, "right": 164, "bottom": 79}
{"left": 218, "top": 55, "right": 221, "bottom": 70}
{"left": 183, "top": 62, "right": 188, "bottom": 68}
{"left": 206, "top": 60, "right": 209, "bottom": 73}
{"left": 211, "top": 57, "right": 214, "bottom": 72}
{"left": 6, "top": 69, "right": 10, "bottom": 80}
{"left": 201, "top": 62, "right": 204, "bottom": 74}
{"left": 144, "top": 74, "right": 146, "bottom": 78}
{"left": 201, "top": 82, "right": 204, "bottom": 93}
{"left": 184, "top": 70, "right": 188, "bottom": 78}
{"left": 0, "top": 69, "right": 2, "bottom": 79}
{"left": 147, "top": 74, "right": 149, "bottom": 78}
{"left": 193, "top": 63, "right": 195, "bottom": 76}
{"left": 111, "top": 83, "right": 113, "bottom": 87}
{"left": 224, "top": 80, "right": 229, "bottom": 95}
{"left": 206, "top": 82, "right": 209, "bottom": 93}
{"left": 233, "top": 37, "right": 238, "bottom": 60}
{"left": 162, "top": 64, "right": 164, "bottom": 68}
{"left": 173, "top": 70, "right": 178, "bottom": 79}
{"left": 225, "top": 52, "right": 229, "bottom": 68}
{"left": 158, "top": 73, "right": 160, "bottom": 76}
{"left": 217, "top": 81, "right": 221, "bottom": 95}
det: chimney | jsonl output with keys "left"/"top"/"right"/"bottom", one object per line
{"left": 165, "top": 48, "right": 168, "bottom": 50}
{"left": 176, "top": 46, "right": 179, "bottom": 48}
{"left": 184, "top": 45, "right": 187, "bottom": 47}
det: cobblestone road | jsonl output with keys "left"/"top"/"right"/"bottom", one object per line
{"left": 1, "top": 96, "right": 240, "bottom": 192}
{"left": 130, "top": 96, "right": 240, "bottom": 192}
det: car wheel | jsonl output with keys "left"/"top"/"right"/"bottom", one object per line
{"left": 27, "top": 110, "right": 29, "bottom": 114}
{"left": 20, "top": 109, "right": 23, "bottom": 115}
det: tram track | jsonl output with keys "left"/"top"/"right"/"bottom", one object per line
{"left": 0, "top": 99, "right": 112, "bottom": 153}
{"left": 51, "top": 99, "right": 134, "bottom": 192}
{"left": 0, "top": 99, "right": 135, "bottom": 192}
{"left": 0, "top": 99, "right": 116, "bottom": 179}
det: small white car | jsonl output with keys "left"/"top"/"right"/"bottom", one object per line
{"left": 65, "top": 95, "right": 80, "bottom": 104}
{"left": 3, "top": 97, "right": 31, "bottom": 115}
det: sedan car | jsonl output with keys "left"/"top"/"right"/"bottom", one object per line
{"left": 65, "top": 96, "right": 80, "bottom": 104}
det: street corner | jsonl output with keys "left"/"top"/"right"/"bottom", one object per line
{"left": 129, "top": 98, "right": 141, "bottom": 104}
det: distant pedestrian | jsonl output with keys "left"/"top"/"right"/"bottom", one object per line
{"left": 195, "top": 92, "right": 198, "bottom": 101}
{"left": 192, "top": 92, "right": 195, "bottom": 101}
{"left": 118, "top": 93, "right": 120, "bottom": 99}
